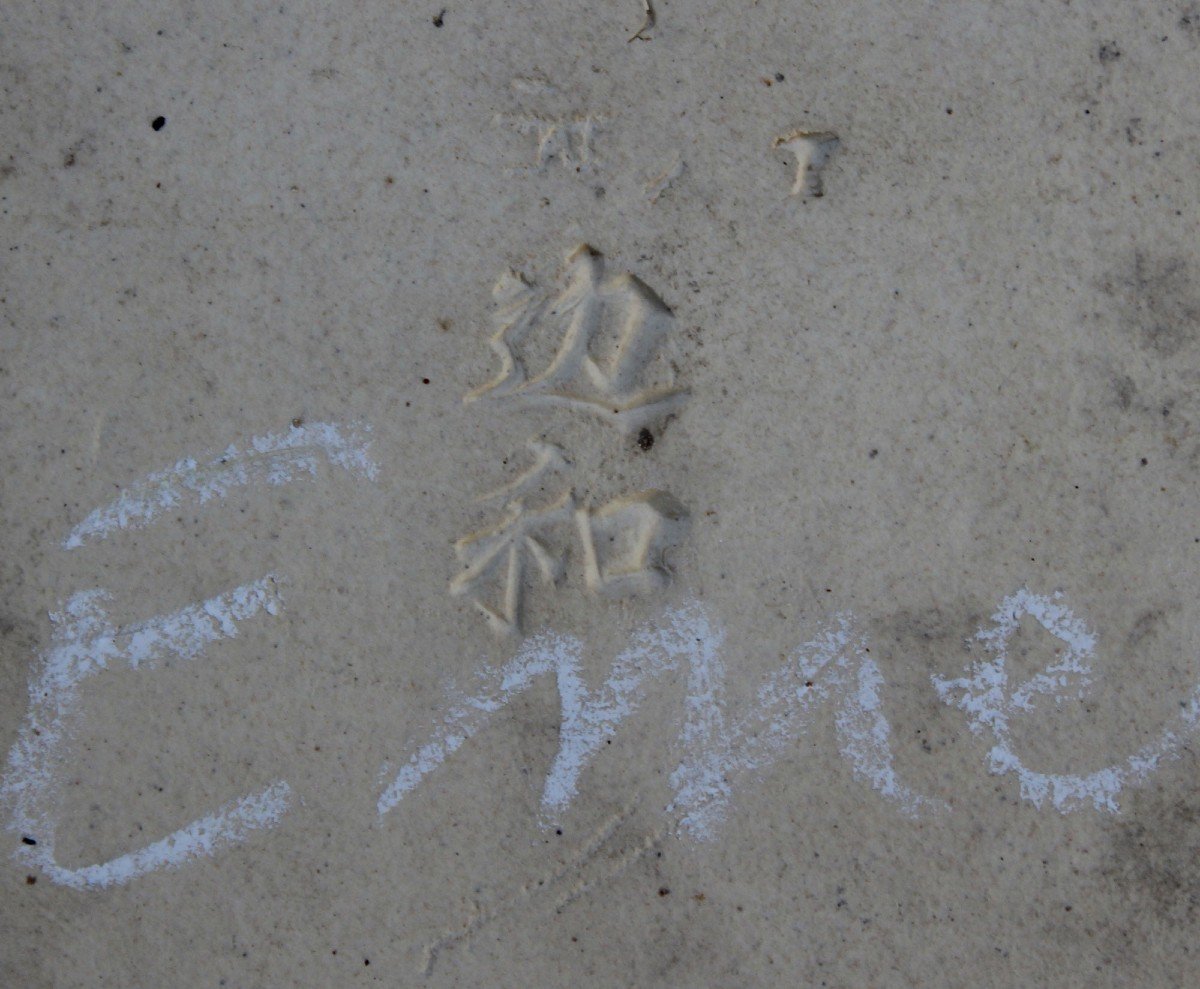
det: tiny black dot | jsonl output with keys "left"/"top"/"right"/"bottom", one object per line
{"left": 637, "top": 427, "right": 654, "bottom": 451}
{"left": 151, "top": 116, "right": 166, "bottom": 131}
{"left": 422, "top": 377, "right": 430, "bottom": 384}
{"left": 775, "top": 72, "right": 785, "bottom": 82}
{"left": 364, "top": 958, "right": 370, "bottom": 966}
{"left": 26, "top": 875, "right": 36, "bottom": 884}
{"left": 21, "top": 836, "right": 36, "bottom": 846}
{"left": 658, "top": 887, "right": 670, "bottom": 896}
{"left": 1140, "top": 458, "right": 1148, "bottom": 466}
{"left": 432, "top": 9, "right": 445, "bottom": 27}
{"left": 555, "top": 829, "right": 563, "bottom": 835}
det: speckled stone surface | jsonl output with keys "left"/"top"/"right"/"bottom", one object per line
{"left": 2, "top": 3, "right": 1200, "bottom": 986}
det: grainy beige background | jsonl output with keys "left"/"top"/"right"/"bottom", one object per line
{"left": 3, "top": 1, "right": 1200, "bottom": 985}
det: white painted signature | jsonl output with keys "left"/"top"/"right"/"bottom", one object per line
{"left": 3, "top": 421, "right": 1197, "bottom": 889}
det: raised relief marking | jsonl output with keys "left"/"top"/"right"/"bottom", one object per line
{"left": 450, "top": 444, "right": 575, "bottom": 636}
{"left": 644, "top": 155, "right": 685, "bottom": 203}
{"left": 576, "top": 491, "right": 689, "bottom": 596}
{"left": 465, "top": 269, "right": 548, "bottom": 404}
{"left": 475, "top": 440, "right": 570, "bottom": 502}
{"left": 629, "top": 0, "right": 656, "bottom": 42}
{"left": 510, "top": 73, "right": 557, "bottom": 97}
{"left": 498, "top": 113, "right": 607, "bottom": 173}
{"left": 465, "top": 245, "right": 687, "bottom": 433}
{"left": 934, "top": 589, "right": 1200, "bottom": 813}
{"left": 450, "top": 445, "right": 691, "bottom": 634}
{"left": 457, "top": 245, "right": 693, "bottom": 634}
{"left": 774, "top": 129, "right": 839, "bottom": 198}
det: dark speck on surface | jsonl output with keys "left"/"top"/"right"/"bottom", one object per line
{"left": 637, "top": 427, "right": 654, "bottom": 451}
{"left": 151, "top": 116, "right": 166, "bottom": 131}
{"left": 432, "top": 8, "right": 445, "bottom": 27}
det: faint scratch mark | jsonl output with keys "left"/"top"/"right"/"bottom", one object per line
{"left": 420, "top": 804, "right": 637, "bottom": 976}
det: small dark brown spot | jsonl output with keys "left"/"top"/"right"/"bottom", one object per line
{"left": 432, "top": 9, "right": 445, "bottom": 27}
{"left": 25, "top": 875, "right": 36, "bottom": 885}
{"left": 658, "top": 887, "right": 670, "bottom": 896}
{"left": 292, "top": 417, "right": 304, "bottom": 428}
{"left": 637, "top": 427, "right": 654, "bottom": 451}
